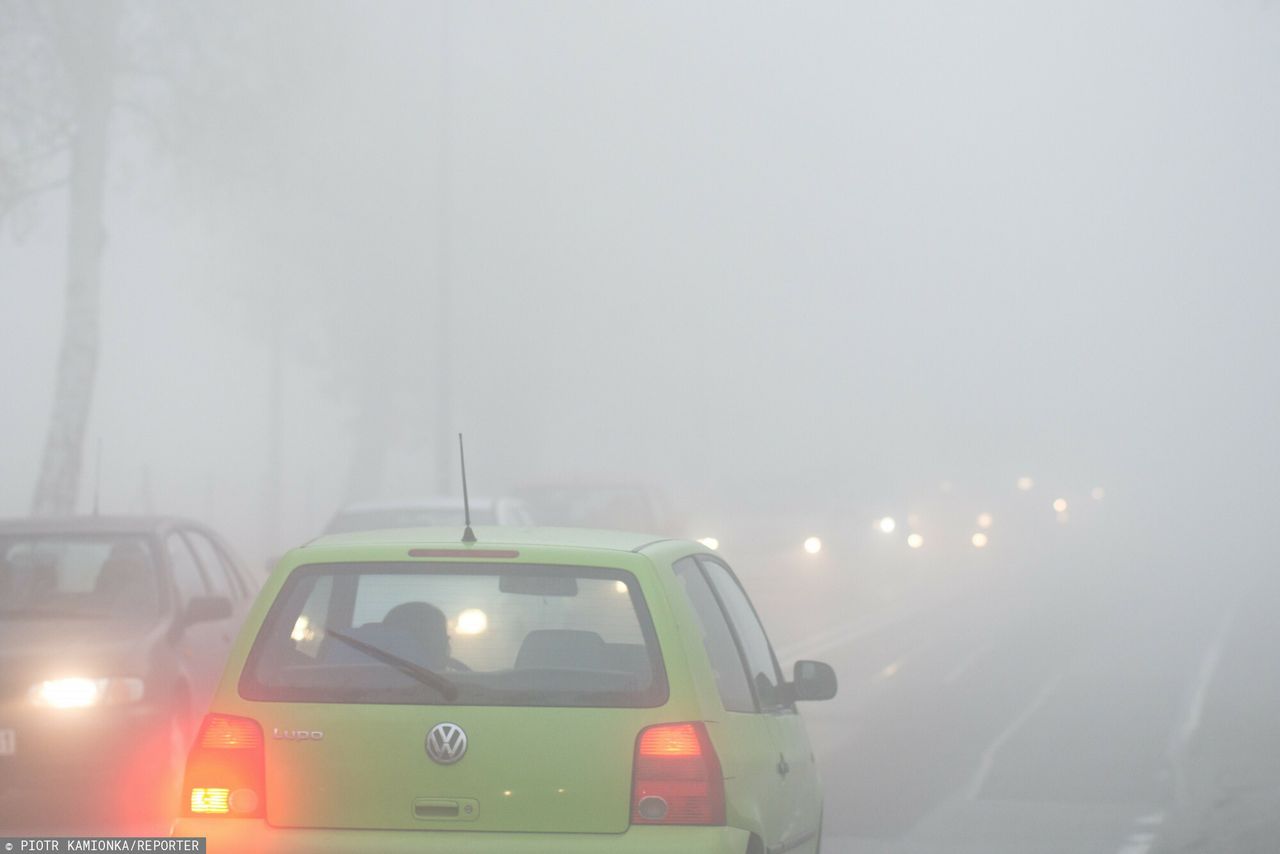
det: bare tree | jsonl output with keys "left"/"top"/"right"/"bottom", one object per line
{"left": 4, "top": 0, "right": 443, "bottom": 524}
{"left": 1, "top": 1, "right": 120, "bottom": 515}
{"left": 1, "top": 0, "right": 235, "bottom": 515}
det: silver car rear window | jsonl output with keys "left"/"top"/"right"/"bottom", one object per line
{"left": 0, "top": 534, "right": 161, "bottom": 620}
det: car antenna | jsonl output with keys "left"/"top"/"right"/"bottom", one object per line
{"left": 458, "top": 433, "right": 476, "bottom": 543}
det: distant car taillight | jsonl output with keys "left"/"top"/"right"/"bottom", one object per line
{"left": 182, "top": 714, "right": 265, "bottom": 818}
{"left": 631, "top": 722, "right": 725, "bottom": 825}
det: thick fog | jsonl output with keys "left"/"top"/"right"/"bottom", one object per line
{"left": 3, "top": 1, "right": 1276, "bottom": 555}
{"left": 2, "top": 2, "right": 1279, "bottom": 850}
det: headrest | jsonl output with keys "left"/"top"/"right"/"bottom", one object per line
{"left": 515, "top": 629, "right": 607, "bottom": 671}
{"left": 383, "top": 601, "right": 448, "bottom": 631}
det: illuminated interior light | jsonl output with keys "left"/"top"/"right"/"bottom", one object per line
{"left": 1017, "top": 477, "right": 1034, "bottom": 491}
{"left": 906, "top": 533, "right": 924, "bottom": 549}
{"left": 803, "top": 536, "right": 822, "bottom": 555}
{"left": 971, "top": 532, "right": 989, "bottom": 548}
{"left": 977, "top": 512, "right": 993, "bottom": 529}
{"left": 878, "top": 517, "right": 896, "bottom": 534}
{"left": 1052, "top": 498, "right": 1068, "bottom": 513}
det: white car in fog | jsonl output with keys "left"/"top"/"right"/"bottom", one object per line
{"left": 324, "top": 497, "right": 534, "bottom": 535}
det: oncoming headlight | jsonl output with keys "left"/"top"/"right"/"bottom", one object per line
{"left": 28, "top": 677, "right": 145, "bottom": 709}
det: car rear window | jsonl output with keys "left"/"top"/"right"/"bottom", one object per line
{"left": 0, "top": 534, "right": 161, "bottom": 619}
{"left": 240, "top": 563, "right": 668, "bottom": 708}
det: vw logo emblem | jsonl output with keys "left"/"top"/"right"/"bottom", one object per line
{"left": 426, "top": 722, "right": 468, "bottom": 765}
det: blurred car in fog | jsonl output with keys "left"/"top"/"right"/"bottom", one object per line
{"left": 514, "top": 481, "right": 680, "bottom": 534}
{"left": 324, "top": 496, "right": 535, "bottom": 535}
{"left": 0, "top": 516, "right": 255, "bottom": 828}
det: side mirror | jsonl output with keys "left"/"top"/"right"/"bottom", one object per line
{"left": 183, "top": 595, "right": 233, "bottom": 626}
{"left": 792, "top": 659, "right": 837, "bottom": 701}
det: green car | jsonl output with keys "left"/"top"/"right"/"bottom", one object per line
{"left": 172, "top": 528, "right": 836, "bottom": 853}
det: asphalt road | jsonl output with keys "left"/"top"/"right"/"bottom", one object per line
{"left": 1155, "top": 566, "right": 1280, "bottom": 854}
{"left": 753, "top": 542, "right": 1248, "bottom": 854}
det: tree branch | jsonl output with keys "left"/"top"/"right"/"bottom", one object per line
{"left": 0, "top": 172, "right": 68, "bottom": 222}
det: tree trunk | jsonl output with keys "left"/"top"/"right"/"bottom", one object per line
{"left": 30, "top": 2, "right": 117, "bottom": 516}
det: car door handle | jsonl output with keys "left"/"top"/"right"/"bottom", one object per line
{"left": 776, "top": 754, "right": 790, "bottom": 777}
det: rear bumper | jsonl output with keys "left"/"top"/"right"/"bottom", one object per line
{"left": 172, "top": 819, "right": 751, "bottom": 853}
{"left": 0, "top": 702, "right": 172, "bottom": 824}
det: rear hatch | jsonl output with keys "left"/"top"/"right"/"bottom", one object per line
{"left": 260, "top": 703, "right": 655, "bottom": 831}
{"left": 237, "top": 559, "right": 671, "bottom": 832}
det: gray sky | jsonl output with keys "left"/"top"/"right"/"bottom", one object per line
{"left": 2, "top": 0, "right": 1277, "bottom": 560}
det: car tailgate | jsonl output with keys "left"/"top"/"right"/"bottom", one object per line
{"left": 261, "top": 703, "right": 656, "bottom": 833}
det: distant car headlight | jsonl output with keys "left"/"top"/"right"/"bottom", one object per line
{"left": 454, "top": 609, "right": 488, "bottom": 636}
{"left": 28, "top": 677, "right": 144, "bottom": 709}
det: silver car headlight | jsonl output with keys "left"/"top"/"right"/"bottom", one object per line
{"left": 28, "top": 677, "right": 145, "bottom": 709}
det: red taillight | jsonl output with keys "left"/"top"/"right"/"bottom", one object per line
{"left": 631, "top": 722, "right": 725, "bottom": 826}
{"left": 182, "top": 714, "right": 265, "bottom": 818}
{"left": 200, "top": 716, "right": 262, "bottom": 750}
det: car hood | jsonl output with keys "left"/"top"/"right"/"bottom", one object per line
{"left": 0, "top": 618, "right": 164, "bottom": 699}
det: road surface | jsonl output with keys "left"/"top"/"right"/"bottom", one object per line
{"left": 751, "top": 541, "right": 1257, "bottom": 854}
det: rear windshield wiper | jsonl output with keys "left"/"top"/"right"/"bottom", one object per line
{"left": 323, "top": 626, "right": 459, "bottom": 702}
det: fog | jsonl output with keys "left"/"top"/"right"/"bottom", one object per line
{"left": 2, "top": 2, "right": 1278, "bottom": 850}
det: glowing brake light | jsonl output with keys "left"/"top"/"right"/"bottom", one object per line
{"left": 638, "top": 723, "right": 702, "bottom": 757}
{"left": 200, "top": 716, "right": 262, "bottom": 750}
{"left": 190, "top": 788, "right": 230, "bottom": 815}
{"left": 631, "top": 722, "right": 724, "bottom": 826}
{"left": 183, "top": 714, "right": 265, "bottom": 818}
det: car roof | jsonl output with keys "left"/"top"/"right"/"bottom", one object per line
{"left": 0, "top": 515, "right": 201, "bottom": 536}
{"left": 306, "top": 526, "right": 676, "bottom": 554}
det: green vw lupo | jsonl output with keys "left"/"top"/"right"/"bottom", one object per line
{"left": 172, "top": 527, "right": 836, "bottom": 853}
